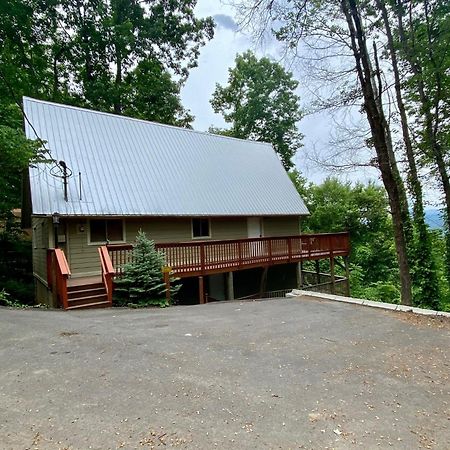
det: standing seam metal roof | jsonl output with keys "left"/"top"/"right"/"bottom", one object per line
{"left": 23, "top": 97, "right": 309, "bottom": 217}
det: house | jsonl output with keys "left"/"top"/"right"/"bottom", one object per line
{"left": 23, "top": 97, "right": 350, "bottom": 309}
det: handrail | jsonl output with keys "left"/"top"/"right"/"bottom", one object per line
{"left": 54, "top": 248, "right": 71, "bottom": 276}
{"left": 107, "top": 232, "right": 350, "bottom": 278}
{"left": 48, "top": 248, "right": 71, "bottom": 309}
{"left": 98, "top": 246, "right": 114, "bottom": 305}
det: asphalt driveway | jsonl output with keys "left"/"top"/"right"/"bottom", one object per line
{"left": 0, "top": 296, "right": 449, "bottom": 449}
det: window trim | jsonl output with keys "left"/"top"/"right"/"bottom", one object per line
{"left": 191, "top": 217, "right": 211, "bottom": 240}
{"left": 88, "top": 218, "right": 126, "bottom": 245}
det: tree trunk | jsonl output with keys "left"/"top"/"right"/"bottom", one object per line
{"left": 342, "top": 0, "right": 412, "bottom": 305}
{"left": 114, "top": 49, "right": 122, "bottom": 114}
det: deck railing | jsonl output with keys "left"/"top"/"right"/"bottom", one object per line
{"left": 98, "top": 246, "right": 114, "bottom": 305}
{"left": 47, "top": 248, "right": 71, "bottom": 309}
{"left": 107, "top": 232, "right": 350, "bottom": 278}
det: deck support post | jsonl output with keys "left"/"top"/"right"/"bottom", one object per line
{"left": 226, "top": 272, "right": 235, "bottom": 300}
{"left": 163, "top": 270, "right": 171, "bottom": 304}
{"left": 344, "top": 256, "right": 350, "bottom": 297}
{"left": 198, "top": 276, "right": 205, "bottom": 304}
{"left": 296, "top": 262, "right": 303, "bottom": 289}
{"left": 315, "top": 260, "right": 320, "bottom": 285}
{"left": 259, "top": 267, "right": 268, "bottom": 297}
{"left": 225, "top": 272, "right": 234, "bottom": 300}
{"left": 330, "top": 256, "right": 336, "bottom": 294}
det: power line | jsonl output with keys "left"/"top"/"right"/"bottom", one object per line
{"left": 0, "top": 67, "right": 72, "bottom": 184}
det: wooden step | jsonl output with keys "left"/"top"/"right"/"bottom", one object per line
{"left": 67, "top": 294, "right": 108, "bottom": 308}
{"left": 68, "top": 287, "right": 106, "bottom": 299}
{"left": 66, "top": 300, "right": 111, "bottom": 310}
{"left": 68, "top": 282, "right": 104, "bottom": 293}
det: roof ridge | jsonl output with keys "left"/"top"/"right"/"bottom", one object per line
{"left": 22, "top": 96, "right": 273, "bottom": 148}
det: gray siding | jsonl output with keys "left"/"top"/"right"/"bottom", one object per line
{"left": 263, "top": 217, "right": 300, "bottom": 237}
{"left": 126, "top": 218, "right": 192, "bottom": 243}
{"left": 66, "top": 220, "right": 101, "bottom": 275}
{"left": 32, "top": 216, "right": 50, "bottom": 281}
{"left": 211, "top": 218, "right": 247, "bottom": 240}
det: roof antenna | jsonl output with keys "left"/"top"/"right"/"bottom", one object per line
{"left": 49, "top": 159, "right": 73, "bottom": 201}
{"left": 78, "top": 171, "right": 82, "bottom": 201}
{"left": 59, "top": 160, "right": 69, "bottom": 202}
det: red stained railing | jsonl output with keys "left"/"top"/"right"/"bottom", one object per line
{"left": 107, "top": 232, "right": 350, "bottom": 278}
{"left": 98, "top": 246, "right": 114, "bottom": 305}
{"left": 47, "top": 248, "right": 71, "bottom": 309}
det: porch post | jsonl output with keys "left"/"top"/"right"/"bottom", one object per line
{"left": 330, "top": 257, "right": 336, "bottom": 294}
{"left": 226, "top": 272, "right": 234, "bottom": 300}
{"left": 296, "top": 262, "right": 303, "bottom": 289}
{"left": 163, "top": 269, "right": 171, "bottom": 304}
{"left": 259, "top": 267, "right": 268, "bottom": 297}
{"left": 198, "top": 276, "right": 205, "bottom": 304}
{"left": 315, "top": 260, "right": 320, "bottom": 285}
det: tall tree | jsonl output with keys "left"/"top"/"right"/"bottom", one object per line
{"left": 65, "top": 0, "right": 214, "bottom": 114}
{"left": 342, "top": 0, "right": 412, "bottom": 305}
{"left": 236, "top": 1, "right": 413, "bottom": 305}
{"left": 0, "top": 104, "right": 42, "bottom": 230}
{"left": 393, "top": 0, "right": 450, "bottom": 283}
{"left": 122, "top": 59, "right": 193, "bottom": 127}
{"left": 210, "top": 51, "right": 303, "bottom": 170}
{"left": 375, "top": 0, "right": 440, "bottom": 307}
{"left": 0, "top": 0, "right": 214, "bottom": 125}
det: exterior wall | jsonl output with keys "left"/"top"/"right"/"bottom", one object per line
{"left": 211, "top": 217, "right": 248, "bottom": 240}
{"left": 65, "top": 220, "right": 101, "bottom": 275}
{"left": 35, "top": 276, "right": 56, "bottom": 307}
{"left": 63, "top": 215, "right": 302, "bottom": 276}
{"left": 126, "top": 218, "right": 192, "bottom": 243}
{"left": 263, "top": 216, "right": 300, "bottom": 237}
{"left": 31, "top": 216, "right": 50, "bottom": 282}
{"left": 127, "top": 217, "right": 248, "bottom": 242}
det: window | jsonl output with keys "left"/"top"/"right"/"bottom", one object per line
{"left": 192, "top": 218, "right": 210, "bottom": 239}
{"left": 90, "top": 219, "right": 124, "bottom": 243}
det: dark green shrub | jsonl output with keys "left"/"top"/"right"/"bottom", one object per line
{"left": 113, "top": 231, "right": 180, "bottom": 307}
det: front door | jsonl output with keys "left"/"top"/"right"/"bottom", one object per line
{"left": 247, "top": 217, "right": 263, "bottom": 258}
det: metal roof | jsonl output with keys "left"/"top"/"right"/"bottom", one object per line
{"left": 24, "top": 97, "right": 309, "bottom": 217}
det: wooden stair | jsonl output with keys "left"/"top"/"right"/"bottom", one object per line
{"left": 66, "top": 281, "right": 110, "bottom": 310}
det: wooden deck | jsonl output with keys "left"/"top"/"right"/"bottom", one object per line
{"left": 107, "top": 232, "right": 350, "bottom": 278}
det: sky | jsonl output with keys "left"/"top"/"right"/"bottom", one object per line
{"left": 180, "top": 0, "right": 381, "bottom": 186}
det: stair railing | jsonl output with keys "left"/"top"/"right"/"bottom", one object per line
{"left": 98, "top": 246, "right": 115, "bottom": 305}
{"left": 47, "top": 248, "right": 71, "bottom": 309}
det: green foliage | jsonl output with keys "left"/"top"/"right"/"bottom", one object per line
{"left": 428, "top": 229, "right": 450, "bottom": 310}
{"left": 0, "top": 289, "right": 14, "bottom": 307}
{"left": 300, "top": 177, "right": 399, "bottom": 302}
{"left": 0, "top": 123, "right": 41, "bottom": 223}
{"left": 0, "top": 228, "right": 34, "bottom": 306}
{"left": 410, "top": 223, "right": 441, "bottom": 310}
{"left": 122, "top": 59, "right": 193, "bottom": 127}
{"left": 114, "top": 231, "right": 180, "bottom": 307}
{"left": 391, "top": 0, "right": 450, "bottom": 283}
{"left": 210, "top": 51, "right": 303, "bottom": 170}
{"left": 0, "top": 0, "right": 213, "bottom": 125}
{"left": 297, "top": 175, "right": 448, "bottom": 309}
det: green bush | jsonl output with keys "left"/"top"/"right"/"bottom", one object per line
{"left": 113, "top": 231, "right": 180, "bottom": 307}
{"left": 1, "top": 279, "right": 34, "bottom": 305}
{"left": 0, "top": 230, "right": 34, "bottom": 306}
{"left": 0, "top": 289, "right": 21, "bottom": 307}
